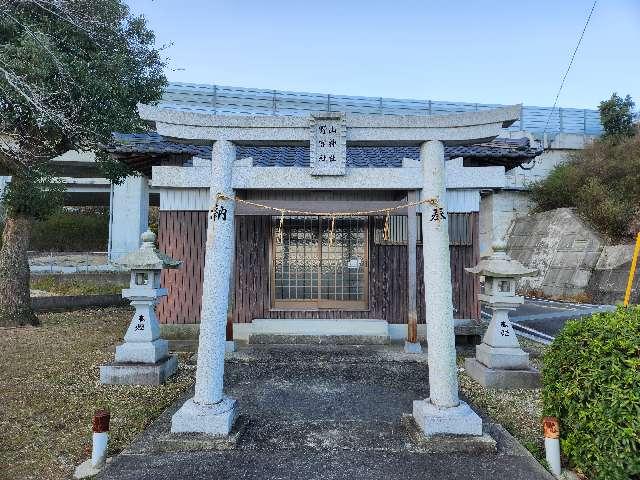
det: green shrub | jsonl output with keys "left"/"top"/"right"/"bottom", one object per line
{"left": 529, "top": 162, "right": 582, "bottom": 211}
{"left": 542, "top": 307, "right": 640, "bottom": 479}
{"left": 29, "top": 208, "right": 110, "bottom": 252}
{"left": 529, "top": 132, "right": 640, "bottom": 240}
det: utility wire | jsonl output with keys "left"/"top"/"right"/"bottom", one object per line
{"left": 542, "top": 0, "right": 598, "bottom": 135}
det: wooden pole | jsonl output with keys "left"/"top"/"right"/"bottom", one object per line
{"left": 407, "top": 190, "right": 418, "bottom": 343}
{"left": 623, "top": 232, "right": 640, "bottom": 307}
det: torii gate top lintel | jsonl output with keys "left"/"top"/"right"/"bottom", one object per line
{"left": 137, "top": 103, "right": 521, "bottom": 145}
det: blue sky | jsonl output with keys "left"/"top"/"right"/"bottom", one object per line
{"left": 126, "top": 1, "right": 639, "bottom": 109}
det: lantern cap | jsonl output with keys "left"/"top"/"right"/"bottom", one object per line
{"left": 113, "top": 230, "right": 182, "bottom": 271}
{"left": 465, "top": 241, "right": 537, "bottom": 278}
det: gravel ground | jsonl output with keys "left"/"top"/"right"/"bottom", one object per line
{"left": 458, "top": 338, "right": 547, "bottom": 461}
{"left": 28, "top": 252, "right": 109, "bottom": 267}
{"left": 29, "top": 289, "right": 59, "bottom": 297}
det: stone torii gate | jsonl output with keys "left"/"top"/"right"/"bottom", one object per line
{"left": 137, "top": 103, "right": 521, "bottom": 438}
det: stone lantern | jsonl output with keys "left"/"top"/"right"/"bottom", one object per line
{"left": 463, "top": 240, "right": 540, "bottom": 389}
{"left": 100, "top": 230, "right": 181, "bottom": 385}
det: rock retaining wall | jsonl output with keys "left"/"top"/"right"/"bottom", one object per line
{"left": 506, "top": 208, "right": 637, "bottom": 304}
{"left": 506, "top": 208, "right": 603, "bottom": 297}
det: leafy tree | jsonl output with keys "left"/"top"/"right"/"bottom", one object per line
{"left": 0, "top": 1, "right": 166, "bottom": 326}
{"left": 599, "top": 93, "right": 636, "bottom": 139}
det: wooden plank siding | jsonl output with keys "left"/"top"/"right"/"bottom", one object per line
{"left": 157, "top": 211, "right": 207, "bottom": 324}
{"left": 157, "top": 212, "right": 480, "bottom": 325}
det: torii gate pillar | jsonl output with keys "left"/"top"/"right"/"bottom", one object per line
{"left": 413, "top": 140, "right": 483, "bottom": 436}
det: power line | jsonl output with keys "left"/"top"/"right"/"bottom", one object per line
{"left": 543, "top": 1, "right": 598, "bottom": 135}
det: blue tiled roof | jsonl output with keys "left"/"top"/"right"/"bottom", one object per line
{"left": 108, "top": 132, "right": 541, "bottom": 173}
{"left": 109, "top": 132, "right": 212, "bottom": 158}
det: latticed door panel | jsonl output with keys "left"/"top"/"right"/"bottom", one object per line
{"left": 320, "top": 216, "right": 367, "bottom": 307}
{"left": 272, "top": 215, "right": 368, "bottom": 309}
{"left": 273, "top": 216, "right": 320, "bottom": 302}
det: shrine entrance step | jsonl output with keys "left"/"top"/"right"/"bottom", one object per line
{"left": 248, "top": 319, "right": 390, "bottom": 345}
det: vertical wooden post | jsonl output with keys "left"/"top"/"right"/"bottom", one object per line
{"left": 407, "top": 190, "right": 418, "bottom": 343}
{"left": 226, "top": 219, "right": 236, "bottom": 341}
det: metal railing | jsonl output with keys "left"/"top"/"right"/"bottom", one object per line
{"left": 160, "top": 82, "right": 603, "bottom": 136}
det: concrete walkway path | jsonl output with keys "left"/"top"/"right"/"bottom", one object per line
{"left": 98, "top": 346, "right": 552, "bottom": 480}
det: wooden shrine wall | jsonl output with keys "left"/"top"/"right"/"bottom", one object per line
{"left": 157, "top": 212, "right": 480, "bottom": 325}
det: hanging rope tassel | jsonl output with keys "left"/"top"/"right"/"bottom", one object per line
{"left": 383, "top": 209, "right": 391, "bottom": 241}
{"left": 328, "top": 215, "right": 336, "bottom": 247}
{"left": 277, "top": 210, "right": 285, "bottom": 244}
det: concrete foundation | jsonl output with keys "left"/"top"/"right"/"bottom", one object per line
{"left": 100, "top": 355, "right": 178, "bottom": 385}
{"left": 73, "top": 459, "right": 104, "bottom": 479}
{"left": 412, "top": 398, "right": 483, "bottom": 437}
{"left": 162, "top": 319, "right": 485, "bottom": 352}
{"left": 249, "top": 334, "right": 390, "bottom": 345}
{"left": 403, "top": 415, "right": 496, "bottom": 454}
{"left": 249, "top": 319, "right": 391, "bottom": 345}
{"left": 404, "top": 341, "right": 423, "bottom": 354}
{"left": 464, "top": 358, "right": 540, "bottom": 389}
{"left": 171, "top": 396, "right": 238, "bottom": 436}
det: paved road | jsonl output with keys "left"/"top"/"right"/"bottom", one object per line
{"left": 483, "top": 298, "right": 615, "bottom": 341}
{"left": 99, "top": 346, "right": 552, "bottom": 480}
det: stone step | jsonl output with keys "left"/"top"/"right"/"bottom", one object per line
{"left": 249, "top": 319, "right": 390, "bottom": 345}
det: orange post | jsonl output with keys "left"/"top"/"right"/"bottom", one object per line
{"left": 623, "top": 232, "right": 640, "bottom": 307}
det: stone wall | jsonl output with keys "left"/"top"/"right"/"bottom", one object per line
{"left": 506, "top": 208, "right": 604, "bottom": 297}
{"left": 505, "top": 208, "right": 637, "bottom": 304}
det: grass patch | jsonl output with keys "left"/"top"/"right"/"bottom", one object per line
{"left": 31, "top": 276, "right": 128, "bottom": 296}
{"left": 458, "top": 338, "right": 547, "bottom": 463}
{"left": 0, "top": 307, "right": 194, "bottom": 480}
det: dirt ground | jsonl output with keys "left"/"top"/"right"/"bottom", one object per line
{"left": 0, "top": 308, "right": 194, "bottom": 480}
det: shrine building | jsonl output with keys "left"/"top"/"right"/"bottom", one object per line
{"left": 107, "top": 83, "right": 541, "bottom": 347}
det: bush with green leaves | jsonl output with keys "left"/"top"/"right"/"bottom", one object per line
{"left": 530, "top": 132, "right": 640, "bottom": 240}
{"left": 542, "top": 307, "right": 640, "bottom": 480}
{"left": 0, "top": 208, "right": 110, "bottom": 252}
{"left": 30, "top": 209, "right": 110, "bottom": 252}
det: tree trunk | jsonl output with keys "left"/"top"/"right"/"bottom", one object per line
{"left": 0, "top": 213, "right": 38, "bottom": 326}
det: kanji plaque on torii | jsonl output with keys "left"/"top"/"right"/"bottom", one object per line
{"left": 309, "top": 112, "right": 347, "bottom": 175}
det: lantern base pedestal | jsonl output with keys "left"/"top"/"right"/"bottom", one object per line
{"left": 412, "top": 398, "right": 483, "bottom": 436}
{"left": 171, "top": 396, "right": 238, "bottom": 436}
{"left": 464, "top": 357, "right": 540, "bottom": 389}
{"left": 100, "top": 355, "right": 177, "bottom": 385}
{"left": 475, "top": 342, "right": 529, "bottom": 370}
{"left": 115, "top": 338, "right": 169, "bottom": 364}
